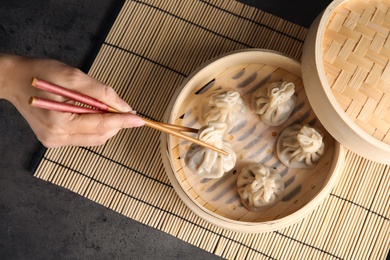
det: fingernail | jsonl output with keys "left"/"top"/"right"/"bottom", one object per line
{"left": 131, "top": 116, "right": 145, "bottom": 127}
{"left": 128, "top": 109, "right": 137, "bottom": 115}
{"left": 117, "top": 101, "right": 133, "bottom": 113}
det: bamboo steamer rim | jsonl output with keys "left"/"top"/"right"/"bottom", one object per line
{"left": 161, "top": 49, "right": 345, "bottom": 233}
{"left": 302, "top": 0, "right": 390, "bottom": 165}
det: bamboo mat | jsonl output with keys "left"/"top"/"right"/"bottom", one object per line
{"left": 33, "top": 0, "right": 389, "bottom": 259}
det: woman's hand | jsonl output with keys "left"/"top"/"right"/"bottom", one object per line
{"left": 0, "top": 54, "right": 145, "bottom": 148}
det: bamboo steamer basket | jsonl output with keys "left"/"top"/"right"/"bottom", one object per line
{"left": 161, "top": 49, "right": 345, "bottom": 233}
{"left": 302, "top": 0, "right": 390, "bottom": 164}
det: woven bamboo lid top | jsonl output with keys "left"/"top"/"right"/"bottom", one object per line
{"left": 322, "top": 0, "right": 390, "bottom": 144}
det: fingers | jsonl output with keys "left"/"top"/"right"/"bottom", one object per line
{"left": 39, "top": 129, "right": 121, "bottom": 148}
{"left": 36, "top": 112, "right": 145, "bottom": 148}
{"left": 67, "top": 112, "right": 145, "bottom": 135}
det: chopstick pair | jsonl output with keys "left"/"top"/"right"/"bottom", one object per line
{"left": 29, "top": 78, "right": 228, "bottom": 155}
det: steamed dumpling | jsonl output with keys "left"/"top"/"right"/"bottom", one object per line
{"left": 237, "top": 163, "right": 284, "bottom": 211}
{"left": 251, "top": 81, "right": 297, "bottom": 126}
{"left": 185, "top": 122, "right": 236, "bottom": 178}
{"left": 201, "top": 89, "right": 245, "bottom": 132}
{"left": 277, "top": 124, "right": 325, "bottom": 168}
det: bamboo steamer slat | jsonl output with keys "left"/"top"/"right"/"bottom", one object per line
{"left": 302, "top": 0, "right": 390, "bottom": 164}
{"left": 161, "top": 49, "right": 345, "bottom": 233}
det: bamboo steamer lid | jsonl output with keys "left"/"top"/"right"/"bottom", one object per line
{"left": 302, "top": 0, "right": 390, "bottom": 164}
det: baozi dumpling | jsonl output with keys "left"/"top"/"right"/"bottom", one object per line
{"left": 185, "top": 121, "right": 236, "bottom": 178}
{"left": 277, "top": 124, "right": 325, "bottom": 168}
{"left": 201, "top": 89, "right": 245, "bottom": 132}
{"left": 237, "top": 163, "right": 284, "bottom": 211}
{"left": 251, "top": 81, "right": 297, "bottom": 126}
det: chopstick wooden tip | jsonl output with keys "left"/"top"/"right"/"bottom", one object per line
{"left": 28, "top": 97, "right": 35, "bottom": 105}
{"left": 31, "top": 77, "right": 38, "bottom": 87}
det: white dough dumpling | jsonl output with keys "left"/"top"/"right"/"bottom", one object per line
{"left": 200, "top": 89, "right": 246, "bottom": 132}
{"left": 237, "top": 163, "right": 284, "bottom": 211}
{"left": 277, "top": 124, "right": 325, "bottom": 168}
{"left": 184, "top": 122, "right": 236, "bottom": 178}
{"left": 251, "top": 81, "right": 297, "bottom": 126}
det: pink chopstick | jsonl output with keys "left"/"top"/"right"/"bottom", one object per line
{"left": 29, "top": 97, "right": 103, "bottom": 114}
{"left": 32, "top": 78, "right": 118, "bottom": 112}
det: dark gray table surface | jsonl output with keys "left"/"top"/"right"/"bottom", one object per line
{"left": 0, "top": 1, "right": 332, "bottom": 259}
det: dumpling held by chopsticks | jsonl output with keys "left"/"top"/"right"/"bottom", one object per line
{"left": 184, "top": 121, "right": 236, "bottom": 178}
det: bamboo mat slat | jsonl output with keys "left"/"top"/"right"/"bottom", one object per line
{"left": 33, "top": 1, "right": 390, "bottom": 259}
